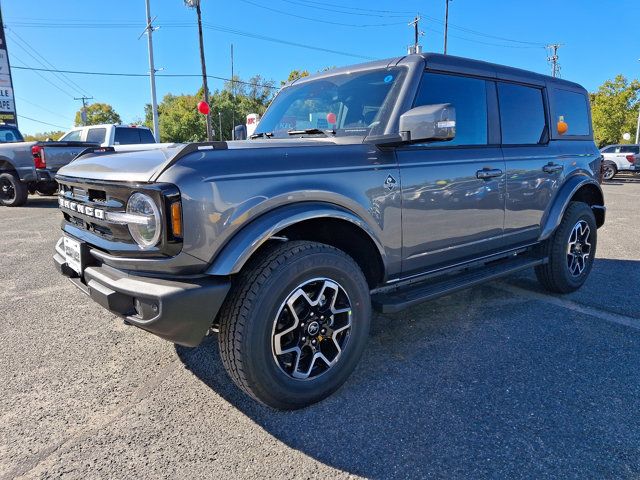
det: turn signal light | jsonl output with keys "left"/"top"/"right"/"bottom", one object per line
{"left": 170, "top": 202, "right": 182, "bottom": 238}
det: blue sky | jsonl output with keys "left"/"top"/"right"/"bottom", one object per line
{"left": 4, "top": 0, "right": 639, "bottom": 135}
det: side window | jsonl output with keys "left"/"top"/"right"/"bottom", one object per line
{"left": 114, "top": 128, "right": 139, "bottom": 145}
{"left": 498, "top": 83, "right": 546, "bottom": 145}
{"left": 413, "top": 72, "right": 487, "bottom": 146}
{"left": 86, "top": 128, "right": 106, "bottom": 144}
{"left": 138, "top": 129, "right": 156, "bottom": 143}
{"left": 553, "top": 89, "right": 590, "bottom": 136}
{"left": 61, "top": 130, "right": 82, "bottom": 142}
{"left": 601, "top": 146, "right": 615, "bottom": 153}
{"left": 620, "top": 145, "right": 639, "bottom": 154}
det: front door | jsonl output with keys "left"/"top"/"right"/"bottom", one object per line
{"left": 397, "top": 72, "right": 506, "bottom": 276}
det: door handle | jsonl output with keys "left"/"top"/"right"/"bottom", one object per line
{"left": 476, "top": 168, "right": 503, "bottom": 180}
{"left": 543, "top": 163, "right": 564, "bottom": 174}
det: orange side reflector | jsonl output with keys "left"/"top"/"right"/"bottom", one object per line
{"left": 170, "top": 202, "right": 182, "bottom": 238}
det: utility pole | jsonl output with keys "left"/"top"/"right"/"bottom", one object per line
{"left": 408, "top": 16, "right": 423, "bottom": 54}
{"left": 546, "top": 44, "right": 562, "bottom": 78}
{"left": 231, "top": 43, "right": 235, "bottom": 139}
{"left": 74, "top": 95, "right": 93, "bottom": 125}
{"left": 142, "top": 0, "right": 160, "bottom": 141}
{"left": 444, "top": 0, "right": 451, "bottom": 55}
{"left": 185, "top": 0, "right": 213, "bottom": 141}
{"left": 636, "top": 59, "right": 640, "bottom": 144}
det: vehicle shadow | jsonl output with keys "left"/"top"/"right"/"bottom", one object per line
{"left": 176, "top": 258, "right": 640, "bottom": 478}
{"left": 604, "top": 172, "right": 640, "bottom": 185}
{"left": 23, "top": 195, "right": 60, "bottom": 208}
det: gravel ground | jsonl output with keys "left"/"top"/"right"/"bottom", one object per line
{"left": 1, "top": 176, "right": 639, "bottom": 479}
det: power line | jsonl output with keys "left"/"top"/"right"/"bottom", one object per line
{"left": 9, "top": 54, "right": 77, "bottom": 98}
{"left": 5, "top": 28, "right": 92, "bottom": 98}
{"left": 11, "top": 65, "right": 280, "bottom": 89}
{"left": 276, "top": 0, "right": 416, "bottom": 15}
{"left": 15, "top": 95, "right": 74, "bottom": 123}
{"left": 216, "top": 0, "right": 408, "bottom": 27}
{"left": 17, "top": 114, "right": 68, "bottom": 130}
{"left": 276, "top": 0, "right": 409, "bottom": 18}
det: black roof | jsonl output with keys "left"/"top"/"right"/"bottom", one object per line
{"left": 418, "top": 52, "right": 585, "bottom": 91}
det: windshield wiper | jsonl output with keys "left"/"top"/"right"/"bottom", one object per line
{"left": 249, "top": 132, "right": 274, "bottom": 139}
{"left": 287, "top": 128, "right": 334, "bottom": 136}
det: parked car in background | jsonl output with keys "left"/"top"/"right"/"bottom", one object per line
{"left": 0, "top": 123, "right": 97, "bottom": 207}
{"left": 53, "top": 53, "right": 605, "bottom": 409}
{"left": 59, "top": 124, "right": 157, "bottom": 147}
{"left": 600, "top": 144, "right": 639, "bottom": 180}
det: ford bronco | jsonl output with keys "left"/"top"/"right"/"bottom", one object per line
{"left": 53, "top": 53, "right": 605, "bottom": 409}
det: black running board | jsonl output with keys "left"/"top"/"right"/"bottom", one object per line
{"left": 372, "top": 256, "right": 546, "bottom": 314}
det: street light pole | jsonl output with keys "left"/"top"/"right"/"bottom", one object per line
{"left": 636, "top": 59, "right": 640, "bottom": 144}
{"left": 185, "top": 0, "right": 213, "bottom": 141}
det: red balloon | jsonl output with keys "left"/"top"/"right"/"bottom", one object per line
{"left": 197, "top": 101, "right": 210, "bottom": 115}
{"left": 326, "top": 112, "right": 337, "bottom": 124}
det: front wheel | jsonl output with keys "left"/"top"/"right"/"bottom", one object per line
{"left": 535, "top": 201, "right": 597, "bottom": 293}
{"left": 218, "top": 241, "right": 371, "bottom": 410}
{"left": 0, "top": 172, "right": 28, "bottom": 207}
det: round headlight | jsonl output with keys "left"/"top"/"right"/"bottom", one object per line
{"left": 127, "top": 192, "right": 161, "bottom": 249}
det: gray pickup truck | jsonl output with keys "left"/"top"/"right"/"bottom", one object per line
{"left": 0, "top": 124, "right": 96, "bottom": 206}
{"left": 53, "top": 53, "right": 605, "bottom": 409}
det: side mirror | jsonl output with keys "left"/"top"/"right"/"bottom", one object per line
{"left": 398, "top": 103, "right": 456, "bottom": 143}
{"left": 233, "top": 124, "right": 247, "bottom": 141}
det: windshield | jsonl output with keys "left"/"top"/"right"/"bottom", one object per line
{"left": 0, "top": 126, "right": 23, "bottom": 143}
{"left": 255, "top": 67, "right": 405, "bottom": 138}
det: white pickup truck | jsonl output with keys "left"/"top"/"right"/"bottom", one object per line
{"left": 59, "top": 124, "right": 157, "bottom": 147}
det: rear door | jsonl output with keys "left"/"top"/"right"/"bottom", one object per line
{"left": 396, "top": 72, "right": 506, "bottom": 276}
{"left": 499, "top": 82, "right": 563, "bottom": 244}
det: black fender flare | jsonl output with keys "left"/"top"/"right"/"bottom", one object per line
{"left": 205, "top": 202, "right": 387, "bottom": 276}
{"left": 539, "top": 174, "right": 605, "bottom": 241}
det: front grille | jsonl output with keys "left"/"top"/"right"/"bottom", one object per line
{"left": 56, "top": 176, "right": 182, "bottom": 258}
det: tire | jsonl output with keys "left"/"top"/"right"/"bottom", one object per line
{"left": 602, "top": 162, "right": 617, "bottom": 181}
{"left": 218, "top": 240, "right": 371, "bottom": 410}
{"left": 36, "top": 183, "right": 58, "bottom": 196}
{"left": 535, "top": 201, "right": 597, "bottom": 293}
{"left": 0, "top": 172, "right": 28, "bottom": 207}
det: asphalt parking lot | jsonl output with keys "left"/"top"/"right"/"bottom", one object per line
{"left": 1, "top": 175, "right": 639, "bottom": 479}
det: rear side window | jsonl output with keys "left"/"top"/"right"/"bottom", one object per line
{"left": 138, "top": 129, "right": 156, "bottom": 143}
{"left": 553, "top": 89, "right": 590, "bottom": 136}
{"left": 619, "top": 145, "right": 639, "bottom": 154}
{"left": 61, "top": 130, "right": 82, "bottom": 142}
{"left": 414, "top": 72, "right": 487, "bottom": 146}
{"left": 86, "top": 127, "right": 106, "bottom": 144}
{"left": 498, "top": 83, "right": 546, "bottom": 145}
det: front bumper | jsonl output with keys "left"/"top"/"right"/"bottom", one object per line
{"left": 54, "top": 238, "right": 230, "bottom": 347}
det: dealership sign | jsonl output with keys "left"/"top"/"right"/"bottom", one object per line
{"left": 0, "top": 8, "right": 17, "bottom": 125}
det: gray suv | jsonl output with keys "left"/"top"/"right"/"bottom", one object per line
{"left": 53, "top": 53, "right": 605, "bottom": 409}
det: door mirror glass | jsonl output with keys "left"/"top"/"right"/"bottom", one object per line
{"left": 398, "top": 104, "right": 456, "bottom": 143}
{"left": 233, "top": 124, "right": 247, "bottom": 141}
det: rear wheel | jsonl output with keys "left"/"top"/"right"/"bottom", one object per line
{"left": 218, "top": 241, "right": 371, "bottom": 410}
{"left": 535, "top": 201, "right": 597, "bottom": 293}
{"left": 602, "top": 162, "right": 617, "bottom": 180}
{"left": 0, "top": 172, "right": 28, "bottom": 207}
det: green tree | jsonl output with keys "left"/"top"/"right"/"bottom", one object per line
{"left": 74, "top": 102, "right": 122, "bottom": 126}
{"left": 23, "top": 130, "right": 65, "bottom": 141}
{"left": 590, "top": 75, "right": 640, "bottom": 147}
{"left": 281, "top": 69, "right": 310, "bottom": 86}
{"left": 144, "top": 76, "right": 277, "bottom": 142}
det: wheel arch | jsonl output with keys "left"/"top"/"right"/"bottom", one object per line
{"left": 205, "top": 202, "right": 387, "bottom": 288}
{"left": 0, "top": 157, "right": 17, "bottom": 174}
{"left": 540, "top": 175, "right": 605, "bottom": 241}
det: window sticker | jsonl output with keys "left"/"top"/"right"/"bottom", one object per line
{"left": 384, "top": 75, "right": 393, "bottom": 83}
